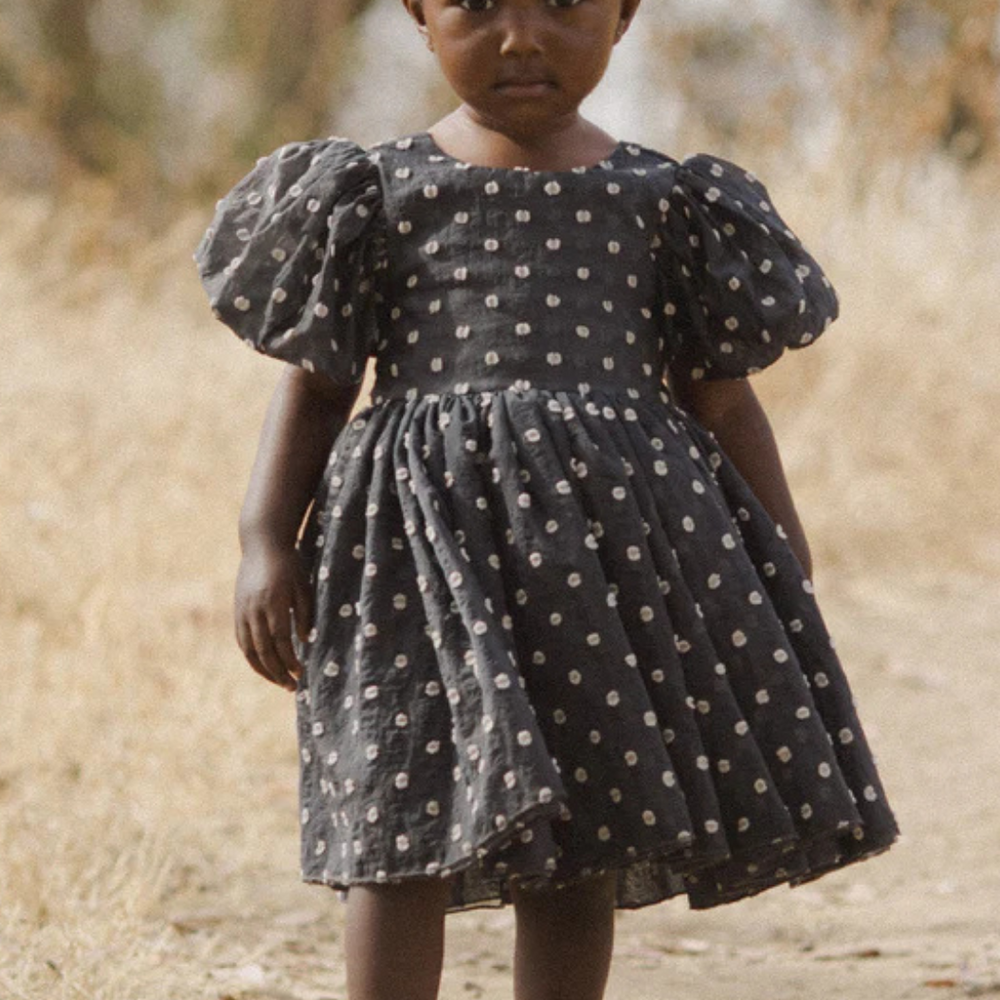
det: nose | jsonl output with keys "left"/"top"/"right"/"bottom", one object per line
{"left": 497, "top": 11, "right": 544, "bottom": 56}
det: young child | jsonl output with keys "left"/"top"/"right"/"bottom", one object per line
{"left": 194, "top": 2, "right": 899, "bottom": 997}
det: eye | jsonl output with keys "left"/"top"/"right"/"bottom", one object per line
{"left": 546, "top": 0, "right": 584, "bottom": 6}
{"left": 459, "top": 0, "right": 497, "bottom": 10}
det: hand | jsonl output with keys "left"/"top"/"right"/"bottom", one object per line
{"left": 234, "top": 539, "right": 313, "bottom": 692}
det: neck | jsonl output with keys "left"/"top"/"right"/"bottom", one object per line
{"left": 431, "top": 106, "right": 616, "bottom": 172}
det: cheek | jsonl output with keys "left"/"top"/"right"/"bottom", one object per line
{"left": 433, "top": 26, "right": 491, "bottom": 78}
{"left": 560, "top": 31, "right": 615, "bottom": 84}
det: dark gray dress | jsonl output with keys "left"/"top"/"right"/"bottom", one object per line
{"left": 194, "top": 131, "right": 898, "bottom": 912}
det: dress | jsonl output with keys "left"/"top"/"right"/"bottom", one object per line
{"left": 193, "top": 131, "right": 899, "bottom": 912}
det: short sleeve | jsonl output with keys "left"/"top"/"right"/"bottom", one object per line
{"left": 193, "top": 137, "right": 385, "bottom": 388}
{"left": 655, "top": 154, "right": 839, "bottom": 382}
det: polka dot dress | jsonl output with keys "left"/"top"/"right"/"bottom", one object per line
{"left": 194, "top": 131, "right": 899, "bottom": 912}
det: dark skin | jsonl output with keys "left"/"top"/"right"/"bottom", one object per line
{"left": 234, "top": 1, "right": 814, "bottom": 997}
{"left": 235, "top": 365, "right": 356, "bottom": 692}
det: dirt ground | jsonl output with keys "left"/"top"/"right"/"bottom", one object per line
{"left": 153, "top": 571, "right": 1000, "bottom": 1000}
{"left": 2, "top": 161, "right": 998, "bottom": 999}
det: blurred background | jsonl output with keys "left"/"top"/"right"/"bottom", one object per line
{"left": 2, "top": 2, "right": 999, "bottom": 998}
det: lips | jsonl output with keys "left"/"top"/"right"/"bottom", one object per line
{"left": 494, "top": 78, "right": 555, "bottom": 95}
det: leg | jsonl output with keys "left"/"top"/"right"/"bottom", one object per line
{"left": 344, "top": 877, "right": 452, "bottom": 1000}
{"left": 510, "top": 870, "right": 618, "bottom": 1000}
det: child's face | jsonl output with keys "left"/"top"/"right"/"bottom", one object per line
{"left": 404, "top": 0, "right": 639, "bottom": 134}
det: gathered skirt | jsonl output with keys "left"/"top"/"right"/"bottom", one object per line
{"left": 291, "top": 385, "right": 899, "bottom": 912}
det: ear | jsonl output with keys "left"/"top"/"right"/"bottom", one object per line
{"left": 615, "top": 0, "right": 642, "bottom": 42}
{"left": 401, "top": 0, "right": 433, "bottom": 49}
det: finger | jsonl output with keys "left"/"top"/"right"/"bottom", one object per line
{"left": 235, "top": 614, "right": 271, "bottom": 682}
{"left": 249, "top": 610, "right": 296, "bottom": 691}
{"left": 267, "top": 606, "right": 304, "bottom": 684}
{"left": 274, "top": 631, "right": 303, "bottom": 684}
{"left": 245, "top": 610, "right": 282, "bottom": 686}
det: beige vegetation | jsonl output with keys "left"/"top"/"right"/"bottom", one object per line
{"left": 3, "top": 2, "right": 1000, "bottom": 998}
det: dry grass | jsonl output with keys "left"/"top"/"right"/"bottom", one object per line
{"left": 1, "top": 148, "right": 997, "bottom": 997}
{"left": 755, "top": 150, "right": 1000, "bottom": 577}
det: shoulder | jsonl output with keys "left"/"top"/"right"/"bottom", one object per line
{"left": 194, "top": 136, "right": 387, "bottom": 310}
{"left": 256, "top": 134, "right": 374, "bottom": 168}
{"left": 615, "top": 141, "right": 680, "bottom": 173}
{"left": 611, "top": 143, "right": 777, "bottom": 205}
{"left": 211, "top": 136, "right": 383, "bottom": 218}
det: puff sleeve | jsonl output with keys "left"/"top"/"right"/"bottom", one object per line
{"left": 656, "top": 154, "right": 839, "bottom": 381}
{"left": 193, "top": 137, "right": 385, "bottom": 388}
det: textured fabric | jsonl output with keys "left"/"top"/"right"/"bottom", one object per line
{"left": 194, "top": 131, "right": 898, "bottom": 912}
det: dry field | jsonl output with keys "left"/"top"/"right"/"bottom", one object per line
{"left": 1, "top": 152, "right": 998, "bottom": 999}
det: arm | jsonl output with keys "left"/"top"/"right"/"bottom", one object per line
{"left": 236, "top": 365, "right": 359, "bottom": 691}
{"left": 668, "top": 372, "right": 814, "bottom": 581}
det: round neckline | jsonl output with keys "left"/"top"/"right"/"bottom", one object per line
{"left": 414, "top": 130, "right": 628, "bottom": 175}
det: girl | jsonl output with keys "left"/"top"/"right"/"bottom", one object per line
{"left": 194, "top": 2, "right": 899, "bottom": 998}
